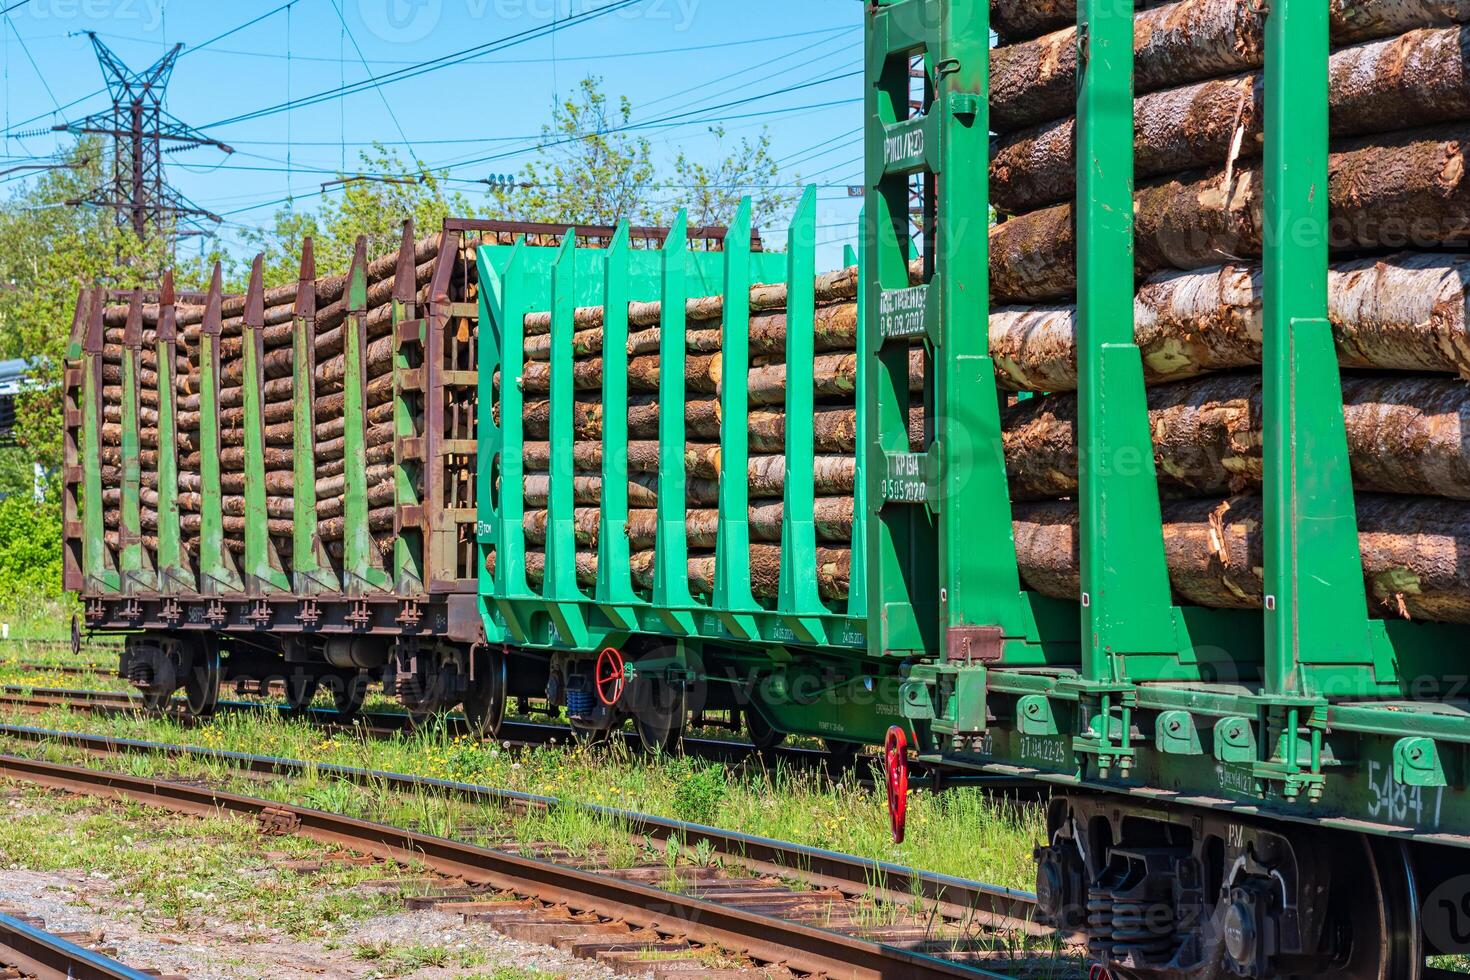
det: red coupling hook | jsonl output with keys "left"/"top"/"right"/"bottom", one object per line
{"left": 884, "top": 725, "right": 911, "bottom": 844}
{"left": 594, "top": 647, "right": 626, "bottom": 706}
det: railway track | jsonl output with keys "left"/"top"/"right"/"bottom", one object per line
{"left": 0, "top": 731, "right": 1078, "bottom": 979}
{"left": 0, "top": 682, "right": 1038, "bottom": 794}
{"left": 0, "top": 910, "right": 162, "bottom": 980}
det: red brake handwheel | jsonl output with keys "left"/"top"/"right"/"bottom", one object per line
{"left": 884, "top": 725, "right": 910, "bottom": 844}
{"left": 594, "top": 647, "right": 626, "bottom": 706}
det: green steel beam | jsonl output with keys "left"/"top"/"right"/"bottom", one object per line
{"left": 240, "top": 257, "right": 292, "bottom": 594}
{"left": 866, "top": 0, "right": 1073, "bottom": 665}
{"left": 197, "top": 265, "right": 245, "bottom": 595}
{"left": 341, "top": 237, "right": 393, "bottom": 595}
{"left": 1262, "top": 0, "right": 1377, "bottom": 694}
{"left": 488, "top": 239, "right": 536, "bottom": 640}
{"left": 543, "top": 232, "right": 591, "bottom": 647}
{"left": 713, "top": 200, "right": 761, "bottom": 640}
{"left": 1075, "top": 0, "right": 1174, "bottom": 677}
{"left": 594, "top": 223, "right": 642, "bottom": 625}
{"left": 476, "top": 240, "right": 510, "bottom": 637}
{"left": 80, "top": 290, "right": 119, "bottom": 593}
{"left": 845, "top": 237, "right": 868, "bottom": 622}
{"left": 290, "top": 239, "right": 341, "bottom": 594}
{"left": 391, "top": 221, "right": 426, "bottom": 595}
{"left": 152, "top": 272, "right": 192, "bottom": 593}
{"left": 653, "top": 214, "right": 697, "bottom": 633}
{"left": 864, "top": 2, "right": 936, "bottom": 659}
{"left": 777, "top": 187, "right": 827, "bottom": 642}
{"left": 117, "top": 290, "right": 153, "bottom": 592}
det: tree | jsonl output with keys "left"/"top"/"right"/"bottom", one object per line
{"left": 0, "top": 139, "right": 166, "bottom": 475}
{"left": 665, "top": 125, "right": 794, "bottom": 231}
{"left": 237, "top": 144, "right": 481, "bottom": 287}
{"left": 487, "top": 77, "right": 658, "bottom": 228}
{"left": 488, "top": 76, "right": 797, "bottom": 233}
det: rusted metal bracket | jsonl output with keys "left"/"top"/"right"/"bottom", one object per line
{"left": 397, "top": 600, "right": 423, "bottom": 630}
{"left": 256, "top": 807, "right": 302, "bottom": 836}
{"left": 347, "top": 600, "right": 373, "bottom": 630}
{"left": 205, "top": 600, "right": 229, "bottom": 627}
{"left": 295, "top": 598, "right": 321, "bottom": 626}
{"left": 247, "top": 600, "right": 273, "bottom": 627}
{"left": 945, "top": 626, "right": 1004, "bottom": 665}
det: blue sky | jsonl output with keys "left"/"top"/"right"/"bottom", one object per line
{"left": 0, "top": 0, "right": 865, "bottom": 263}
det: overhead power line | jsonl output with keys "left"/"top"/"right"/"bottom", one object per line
{"left": 1, "top": 1, "right": 297, "bottom": 138}
{"left": 201, "top": 0, "right": 644, "bottom": 131}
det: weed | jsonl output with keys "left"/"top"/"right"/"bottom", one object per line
{"left": 671, "top": 761, "right": 728, "bottom": 825}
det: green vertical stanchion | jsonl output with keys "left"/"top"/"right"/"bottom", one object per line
{"left": 1262, "top": 0, "right": 1376, "bottom": 694}
{"left": 543, "top": 233, "right": 590, "bottom": 647}
{"left": 595, "top": 223, "right": 640, "bottom": 624}
{"left": 777, "top": 188, "right": 826, "bottom": 642}
{"left": 117, "top": 290, "right": 153, "bottom": 592}
{"left": 197, "top": 265, "right": 245, "bottom": 595}
{"left": 153, "top": 272, "right": 193, "bottom": 593}
{"left": 81, "top": 290, "right": 119, "bottom": 593}
{"left": 845, "top": 238, "right": 867, "bottom": 622}
{"left": 713, "top": 200, "right": 760, "bottom": 639}
{"left": 865, "top": 5, "right": 937, "bottom": 659}
{"left": 241, "top": 256, "right": 292, "bottom": 594}
{"left": 653, "top": 214, "right": 696, "bottom": 632}
{"left": 391, "top": 221, "right": 426, "bottom": 595}
{"left": 1065, "top": 0, "right": 1156, "bottom": 774}
{"left": 476, "top": 242, "right": 505, "bottom": 633}
{"left": 291, "top": 240, "right": 340, "bottom": 594}
{"left": 342, "top": 237, "right": 393, "bottom": 595}
{"left": 867, "top": 0, "right": 1070, "bottom": 665}
{"left": 488, "top": 241, "right": 534, "bottom": 638}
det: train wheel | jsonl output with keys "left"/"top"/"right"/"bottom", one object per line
{"left": 462, "top": 646, "right": 507, "bottom": 739}
{"left": 285, "top": 672, "right": 319, "bottom": 716}
{"left": 1304, "top": 836, "right": 1420, "bottom": 980}
{"left": 743, "top": 707, "right": 786, "bottom": 750}
{"left": 126, "top": 635, "right": 178, "bottom": 714}
{"left": 632, "top": 678, "right": 685, "bottom": 755}
{"left": 183, "top": 640, "right": 220, "bottom": 717}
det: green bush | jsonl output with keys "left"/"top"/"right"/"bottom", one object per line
{"left": 0, "top": 493, "right": 61, "bottom": 601}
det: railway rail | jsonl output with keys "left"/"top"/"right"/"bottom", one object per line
{"left": 0, "top": 738, "right": 1074, "bottom": 979}
{"left": 0, "top": 910, "right": 161, "bottom": 980}
{"left": 0, "top": 682, "right": 1037, "bottom": 795}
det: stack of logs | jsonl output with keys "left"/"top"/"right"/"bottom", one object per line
{"left": 987, "top": 0, "right": 1470, "bottom": 625}
{"left": 511, "top": 266, "right": 922, "bottom": 602}
{"left": 95, "top": 232, "right": 466, "bottom": 567}
{"left": 510, "top": 0, "right": 1470, "bottom": 626}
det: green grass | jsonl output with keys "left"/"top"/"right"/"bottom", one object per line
{"left": 0, "top": 693, "right": 1043, "bottom": 888}
{"left": 0, "top": 781, "right": 417, "bottom": 938}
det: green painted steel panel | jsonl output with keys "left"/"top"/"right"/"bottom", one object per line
{"left": 475, "top": 212, "right": 866, "bottom": 654}
{"left": 152, "top": 274, "right": 192, "bottom": 594}
{"left": 196, "top": 267, "right": 245, "bottom": 595}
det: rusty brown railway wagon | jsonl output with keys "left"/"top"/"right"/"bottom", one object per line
{"left": 63, "top": 218, "right": 745, "bottom": 725}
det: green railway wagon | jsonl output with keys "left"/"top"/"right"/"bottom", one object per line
{"left": 473, "top": 1, "right": 1470, "bottom": 978}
